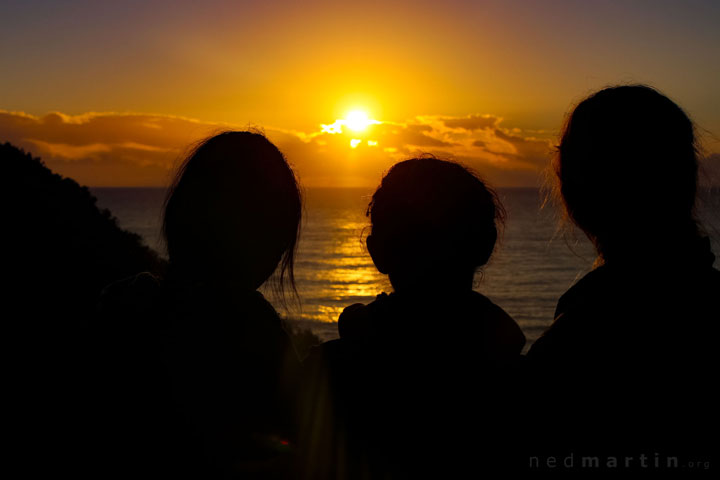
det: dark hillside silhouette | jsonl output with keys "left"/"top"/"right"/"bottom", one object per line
{"left": 0, "top": 141, "right": 165, "bottom": 476}
{"left": 1, "top": 142, "right": 165, "bottom": 319}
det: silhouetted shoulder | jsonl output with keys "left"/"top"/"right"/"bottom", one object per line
{"left": 98, "top": 272, "right": 162, "bottom": 317}
{"left": 337, "top": 291, "right": 524, "bottom": 357}
{"left": 529, "top": 239, "right": 719, "bottom": 366}
{"left": 526, "top": 266, "right": 608, "bottom": 362}
{"left": 336, "top": 292, "right": 389, "bottom": 340}
{"left": 94, "top": 273, "right": 302, "bottom": 479}
{"left": 301, "top": 290, "right": 524, "bottom": 478}
{"left": 474, "top": 292, "right": 526, "bottom": 360}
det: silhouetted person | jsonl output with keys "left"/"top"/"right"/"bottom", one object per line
{"left": 94, "top": 131, "right": 303, "bottom": 479}
{"left": 300, "top": 158, "right": 525, "bottom": 479}
{"left": 525, "top": 85, "right": 719, "bottom": 470}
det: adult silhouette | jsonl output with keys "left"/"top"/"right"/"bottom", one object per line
{"left": 526, "top": 86, "right": 719, "bottom": 471}
{"left": 94, "top": 131, "right": 303, "bottom": 479}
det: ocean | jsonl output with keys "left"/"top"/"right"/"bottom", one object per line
{"left": 92, "top": 187, "right": 720, "bottom": 351}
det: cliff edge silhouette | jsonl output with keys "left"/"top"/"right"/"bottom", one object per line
{"left": 1, "top": 141, "right": 165, "bottom": 322}
{"left": 1, "top": 141, "right": 166, "bottom": 475}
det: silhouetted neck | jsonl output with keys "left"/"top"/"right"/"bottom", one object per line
{"left": 165, "top": 263, "right": 258, "bottom": 293}
{"left": 389, "top": 270, "right": 475, "bottom": 297}
{"left": 599, "top": 234, "right": 714, "bottom": 271}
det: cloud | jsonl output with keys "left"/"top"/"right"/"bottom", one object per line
{"left": 0, "top": 109, "right": 556, "bottom": 187}
{"left": 0, "top": 110, "right": 232, "bottom": 186}
{"left": 442, "top": 114, "right": 499, "bottom": 131}
{"left": 26, "top": 140, "right": 112, "bottom": 160}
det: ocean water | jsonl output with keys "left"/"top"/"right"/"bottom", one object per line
{"left": 92, "top": 187, "right": 720, "bottom": 350}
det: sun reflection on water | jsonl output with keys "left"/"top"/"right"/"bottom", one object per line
{"left": 289, "top": 189, "right": 390, "bottom": 327}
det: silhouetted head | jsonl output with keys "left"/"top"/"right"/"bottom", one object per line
{"left": 163, "top": 131, "right": 302, "bottom": 292}
{"left": 555, "top": 85, "right": 700, "bottom": 261}
{"left": 366, "top": 157, "right": 504, "bottom": 293}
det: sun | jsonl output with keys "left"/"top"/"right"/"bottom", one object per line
{"left": 344, "top": 110, "right": 377, "bottom": 132}
{"left": 319, "top": 109, "right": 381, "bottom": 143}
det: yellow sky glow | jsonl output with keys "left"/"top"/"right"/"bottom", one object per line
{"left": 1, "top": 2, "right": 719, "bottom": 188}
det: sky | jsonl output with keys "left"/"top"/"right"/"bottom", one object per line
{"left": 1, "top": 0, "right": 719, "bottom": 187}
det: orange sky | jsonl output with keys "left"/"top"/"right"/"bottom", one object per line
{"left": 1, "top": 0, "right": 719, "bottom": 187}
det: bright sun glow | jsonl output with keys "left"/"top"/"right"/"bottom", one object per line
{"left": 320, "top": 109, "right": 380, "bottom": 135}
{"left": 344, "top": 110, "right": 374, "bottom": 132}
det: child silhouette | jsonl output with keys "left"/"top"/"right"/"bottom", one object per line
{"left": 339, "top": 157, "right": 524, "bottom": 356}
{"left": 300, "top": 157, "right": 524, "bottom": 479}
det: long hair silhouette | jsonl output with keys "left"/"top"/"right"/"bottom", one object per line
{"left": 525, "top": 85, "right": 719, "bottom": 469}
{"left": 163, "top": 130, "right": 302, "bottom": 295}
{"left": 554, "top": 84, "right": 700, "bottom": 260}
{"left": 94, "top": 131, "right": 304, "bottom": 479}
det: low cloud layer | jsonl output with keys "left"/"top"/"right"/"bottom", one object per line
{"left": 0, "top": 109, "right": 568, "bottom": 187}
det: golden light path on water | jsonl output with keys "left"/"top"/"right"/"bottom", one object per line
{"left": 291, "top": 193, "right": 391, "bottom": 331}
